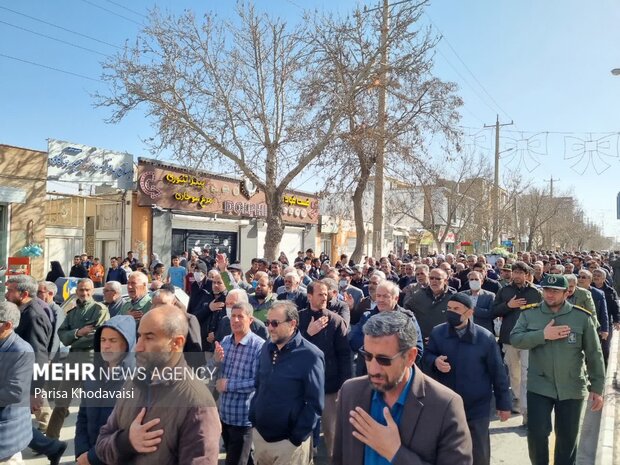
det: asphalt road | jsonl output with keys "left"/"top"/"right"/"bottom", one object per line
{"left": 23, "top": 408, "right": 530, "bottom": 465}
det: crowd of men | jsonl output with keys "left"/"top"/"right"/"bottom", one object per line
{"left": 1, "top": 247, "right": 618, "bottom": 465}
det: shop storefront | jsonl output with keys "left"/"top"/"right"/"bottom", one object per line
{"left": 0, "top": 144, "right": 48, "bottom": 288}
{"left": 136, "top": 159, "right": 319, "bottom": 269}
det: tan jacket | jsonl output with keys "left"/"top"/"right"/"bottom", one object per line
{"left": 333, "top": 369, "right": 473, "bottom": 465}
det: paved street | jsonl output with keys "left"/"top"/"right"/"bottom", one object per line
{"left": 23, "top": 407, "right": 529, "bottom": 465}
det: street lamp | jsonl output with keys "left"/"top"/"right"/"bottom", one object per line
{"left": 612, "top": 69, "right": 620, "bottom": 76}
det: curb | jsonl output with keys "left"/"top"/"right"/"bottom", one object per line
{"left": 595, "top": 328, "right": 619, "bottom": 465}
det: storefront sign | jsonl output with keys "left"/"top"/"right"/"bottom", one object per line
{"left": 174, "top": 192, "right": 216, "bottom": 208}
{"left": 223, "top": 200, "right": 267, "bottom": 218}
{"left": 137, "top": 160, "right": 318, "bottom": 224}
{"left": 47, "top": 139, "right": 133, "bottom": 189}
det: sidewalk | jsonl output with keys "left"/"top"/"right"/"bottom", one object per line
{"left": 594, "top": 329, "right": 620, "bottom": 465}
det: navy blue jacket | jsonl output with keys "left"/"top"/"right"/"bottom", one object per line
{"left": 422, "top": 321, "right": 511, "bottom": 421}
{"left": 15, "top": 299, "right": 52, "bottom": 392}
{"left": 349, "top": 305, "right": 424, "bottom": 375}
{"left": 298, "top": 308, "right": 352, "bottom": 394}
{"left": 588, "top": 286, "right": 609, "bottom": 333}
{"left": 277, "top": 290, "right": 309, "bottom": 311}
{"left": 75, "top": 315, "right": 136, "bottom": 465}
{"left": 105, "top": 267, "right": 127, "bottom": 285}
{"left": 249, "top": 330, "right": 324, "bottom": 446}
{"left": 461, "top": 289, "right": 496, "bottom": 334}
{"left": 594, "top": 283, "right": 620, "bottom": 325}
{"left": 0, "top": 332, "right": 34, "bottom": 461}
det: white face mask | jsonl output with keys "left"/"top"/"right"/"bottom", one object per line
{"left": 226, "top": 306, "right": 233, "bottom": 318}
{"left": 339, "top": 279, "right": 348, "bottom": 289}
{"left": 194, "top": 272, "right": 204, "bottom": 283}
{"left": 469, "top": 280, "right": 481, "bottom": 291}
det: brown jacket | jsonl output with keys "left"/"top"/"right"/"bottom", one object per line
{"left": 333, "top": 369, "right": 472, "bottom": 465}
{"left": 95, "top": 358, "right": 220, "bottom": 465}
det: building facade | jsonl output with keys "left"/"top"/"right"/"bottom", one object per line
{"left": 0, "top": 144, "right": 48, "bottom": 284}
{"left": 135, "top": 158, "right": 319, "bottom": 269}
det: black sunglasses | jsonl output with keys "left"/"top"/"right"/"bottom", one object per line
{"left": 265, "top": 319, "right": 290, "bottom": 328}
{"left": 358, "top": 348, "right": 406, "bottom": 366}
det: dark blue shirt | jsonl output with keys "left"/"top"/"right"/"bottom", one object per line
{"left": 364, "top": 369, "right": 414, "bottom": 465}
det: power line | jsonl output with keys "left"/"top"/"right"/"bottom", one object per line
{"left": 0, "top": 53, "right": 101, "bottom": 82}
{"left": 425, "top": 12, "right": 514, "bottom": 123}
{"left": 364, "top": 0, "right": 416, "bottom": 13}
{"left": 76, "top": 0, "right": 143, "bottom": 26}
{"left": 102, "top": 0, "right": 148, "bottom": 19}
{"left": 0, "top": 5, "right": 122, "bottom": 50}
{"left": 459, "top": 106, "right": 485, "bottom": 125}
{"left": 434, "top": 47, "right": 501, "bottom": 117}
{"left": 0, "top": 19, "right": 108, "bottom": 57}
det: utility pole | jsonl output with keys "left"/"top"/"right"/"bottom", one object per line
{"left": 543, "top": 177, "right": 559, "bottom": 250}
{"left": 543, "top": 176, "right": 559, "bottom": 197}
{"left": 372, "top": 0, "right": 389, "bottom": 259}
{"left": 484, "top": 115, "right": 513, "bottom": 248}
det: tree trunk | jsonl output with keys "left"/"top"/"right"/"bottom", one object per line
{"left": 263, "top": 189, "right": 285, "bottom": 262}
{"left": 351, "top": 170, "right": 370, "bottom": 264}
{"left": 526, "top": 231, "right": 534, "bottom": 251}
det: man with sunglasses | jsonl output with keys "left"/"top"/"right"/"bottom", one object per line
{"left": 249, "top": 301, "right": 324, "bottom": 465}
{"left": 422, "top": 293, "right": 511, "bottom": 465}
{"left": 404, "top": 268, "right": 456, "bottom": 345}
{"left": 333, "top": 311, "right": 472, "bottom": 465}
{"left": 350, "top": 281, "right": 423, "bottom": 376}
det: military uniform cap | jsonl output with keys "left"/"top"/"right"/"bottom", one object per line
{"left": 540, "top": 274, "right": 568, "bottom": 290}
{"left": 501, "top": 264, "right": 512, "bottom": 271}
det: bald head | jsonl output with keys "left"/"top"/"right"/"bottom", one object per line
{"left": 137, "top": 304, "right": 188, "bottom": 357}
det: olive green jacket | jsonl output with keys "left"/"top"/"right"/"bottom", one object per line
{"left": 58, "top": 299, "right": 109, "bottom": 351}
{"left": 567, "top": 287, "right": 598, "bottom": 327}
{"left": 119, "top": 293, "right": 153, "bottom": 316}
{"left": 510, "top": 301, "right": 605, "bottom": 399}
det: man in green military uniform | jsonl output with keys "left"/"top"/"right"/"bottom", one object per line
{"left": 498, "top": 264, "right": 513, "bottom": 287}
{"left": 564, "top": 274, "right": 598, "bottom": 325}
{"left": 510, "top": 274, "right": 604, "bottom": 465}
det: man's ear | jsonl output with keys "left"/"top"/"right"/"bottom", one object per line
{"left": 171, "top": 335, "right": 186, "bottom": 351}
{"left": 406, "top": 347, "right": 418, "bottom": 366}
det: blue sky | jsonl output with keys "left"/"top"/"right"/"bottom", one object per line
{"left": 2, "top": 0, "right": 619, "bottom": 238}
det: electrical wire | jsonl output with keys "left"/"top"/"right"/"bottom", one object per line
{"left": 76, "top": 0, "right": 143, "bottom": 26}
{"left": 0, "top": 5, "right": 122, "bottom": 50}
{"left": 0, "top": 52, "right": 101, "bottom": 82}
{"left": 102, "top": 0, "right": 147, "bottom": 19}
{"left": 425, "top": 12, "right": 513, "bottom": 123}
{"left": 0, "top": 19, "right": 108, "bottom": 57}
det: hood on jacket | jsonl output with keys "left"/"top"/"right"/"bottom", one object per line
{"left": 94, "top": 315, "right": 136, "bottom": 354}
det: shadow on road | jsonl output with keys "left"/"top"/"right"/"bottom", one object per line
{"left": 489, "top": 425, "right": 527, "bottom": 437}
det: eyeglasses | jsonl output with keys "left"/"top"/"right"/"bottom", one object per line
{"left": 358, "top": 348, "right": 406, "bottom": 366}
{"left": 265, "top": 319, "right": 290, "bottom": 328}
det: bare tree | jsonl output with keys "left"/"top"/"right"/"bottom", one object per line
{"left": 470, "top": 167, "right": 531, "bottom": 250}
{"left": 314, "top": 1, "right": 462, "bottom": 263}
{"left": 517, "top": 187, "right": 567, "bottom": 250}
{"left": 385, "top": 151, "right": 491, "bottom": 253}
{"left": 95, "top": 4, "right": 377, "bottom": 260}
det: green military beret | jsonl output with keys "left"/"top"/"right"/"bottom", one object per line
{"left": 540, "top": 274, "right": 568, "bottom": 290}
